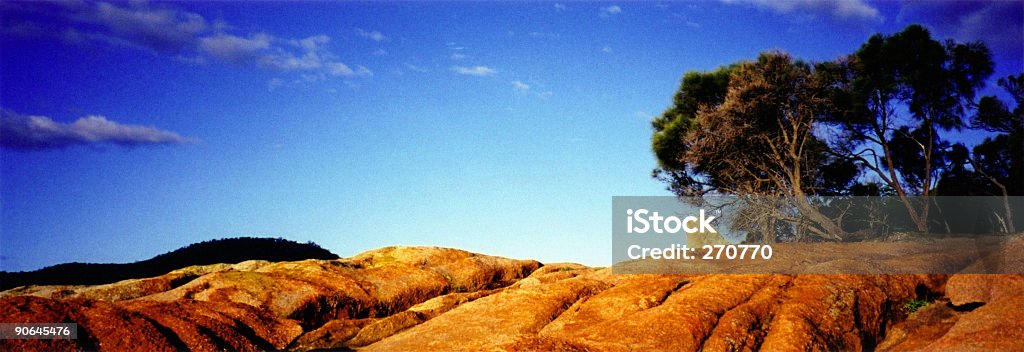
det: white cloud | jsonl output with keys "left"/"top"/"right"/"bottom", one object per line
{"left": 0, "top": 109, "right": 195, "bottom": 151}
{"left": 601, "top": 5, "right": 622, "bottom": 17}
{"left": 453, "top": 65, "right": 497, "bottom": 76}
{"left": 373, "top": 48, "right": 387, "bottom": 56}
{"left": 292, "top": 35, "right": 330, "bottom": 51}
{"left": 602, "top": 46, "right": 613, "bottom": 53}
{"left": 4, "top": 2, "right": 372, "bottom": 85}
{"left": 451, "top": 52, "right": 467, "bottom": 60}
{"left": 254, "top": 35, "right": 371, "bottom": 77}
{"left": 328, "top": 63, "right": 352, "bottom": 76}
{"left": 267, "top": 78, "right": 284, "bottom": 91}
{"left": 198, "top": 33, "right": 271, "bottom": 63}
{"left": 831, "top": 0, "right": 880, "bottom": 20}
{"left": 297, "top": 73, "right": 327, "bottom": 83}
{"left": 554, "top": 3, "right": 568, "bottom": 11}
{"left": 259, "top": 45, "right": 326, "bottom": 70}
{"left": 272, "top": 35, "right": 333, "bottom": 70}
{"left": 956, "top": 3, "right": 1022, "bottom": 53}
{"left": 403, "top": 63, "right": 429, "bottom": 73}
{"left": 898, "top": 2, "right": 1023, "bottom": 61}
{"left": 327, "top": 62, "right": 373, "bottom": 77}
{"left": 721, "top": 0, "right": 880, "bottom": 20}
{"left": 90, "top": 2, "right": 208, "bottom": 53}
{"left": 356, "top": 28, "right": 387, "bottom": 42}
{"left": 512, "top": 80, "right": 530, "bottom": 92}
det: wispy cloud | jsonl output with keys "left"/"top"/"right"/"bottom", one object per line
{"left": 325, "top": 63, "right": 372, "bottom": 77}
{"left": 721, "top": 0, "right": 880, "bottom": 20}
{"left": 673, "top": 14, "right": 702, "bottom": 28}
{"left": 0, "top": 109, "right": 195, "bottom": 151}
{"left": 446, "top": 42, "right": 471, "bottom": 61}
{"left": 83, "top": 1, "right": 208, "bottom": 53}
{"left": 897, "top": 2, "right": 1022, "bottom": 61}
{"left": 2, "top": 2, "right": 371, "bottom": 82}
{"left": 453, "top": 65, "right": 497, "bottom": 76}
{"left": 198, "top": 33, "right": 271, "bottom": 64}
{"left": 600, "top": 5, "right": 622, "bottom": 17}
{"left": 356, "top": 28, "right": 387, "bottom": 42}
{"left": 247, "top": 35, "right": 372, "bottom": 77}
{"left": 554, "top": 3, "right": 568, "bottom": 11}
{"left": 602, "top": 46, "right": 613, "bottom": 53}
{"left": 528, "top": 31, "right": 558, "bottom": 39}
{"left": 267, "top": 78, "right": 285, "bottom": 91}
{"left": 403, "top": 63, "right": 429, "bottom": 73}
{"left": 512, "top": 80, "right": 530, "bottom": 92}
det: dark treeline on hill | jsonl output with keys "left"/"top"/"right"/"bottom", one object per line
{"left": 652, "top": 24, "right": 1023, "bottom": 242}
{"left": 0, "top": 237, "right": 339, "bottom": 290}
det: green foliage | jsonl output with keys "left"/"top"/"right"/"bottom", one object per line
{"left": 902, "top": 299, "right": 929, "bottom": 314}
{"left": 652, "top": 65, "right": 735, "bottom": 171}
{"left": 651, "top": 65, "right": 737, "bottom": 197}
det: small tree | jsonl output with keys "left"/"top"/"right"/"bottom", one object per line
{"left": 969, "top": 73, "right": 1024, "bottom": 232}
{"left": 824, "top": 25, "right": 994, "bottom": 232}
{"left": 653, "top": 52, "right": 857, "bottom": 241}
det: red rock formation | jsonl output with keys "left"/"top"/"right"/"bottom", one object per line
{"left": 1, "top": 246, "right": 1022, "bottom": 351}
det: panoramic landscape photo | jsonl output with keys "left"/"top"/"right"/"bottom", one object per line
{"left": 1, "top": 1, "right": 1023, "bottom": 351}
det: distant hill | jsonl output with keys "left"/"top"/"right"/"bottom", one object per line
{"left": 0, "top": 237, "right": 339, "bottom": 290}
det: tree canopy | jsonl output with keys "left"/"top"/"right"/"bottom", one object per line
{"left": 652, "top": 24, "right": 1018, "bottom": 241}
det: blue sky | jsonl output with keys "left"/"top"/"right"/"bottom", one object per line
{"left": 1, "top": 1, "right": 1021, "bottom": 271}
